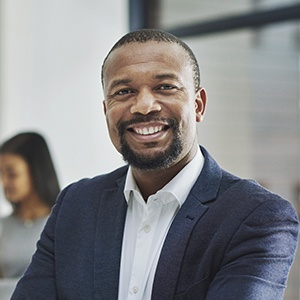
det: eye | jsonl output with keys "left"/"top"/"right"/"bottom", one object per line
{"left": 157, "top": 84, "right": 177, "bottom": 91}
{"left": 115, "top": 89, "right": 135, "bottom": 96}
{"left": 0, "top": 170, "right": 18, "bottom": 180}
{"left": 7, "top": 170, "right": 18, "bottom": 179}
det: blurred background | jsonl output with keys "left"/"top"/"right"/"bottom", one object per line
{"left": 0, "top": 0, "right": 299, "bottom": 298}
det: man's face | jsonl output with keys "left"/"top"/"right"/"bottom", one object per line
{"left": 102, "top": 41, "right": 206, "bottom": 171}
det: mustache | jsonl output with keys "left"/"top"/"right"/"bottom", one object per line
{"left": 117, "top": 116, "right": 178, "bottom": 136}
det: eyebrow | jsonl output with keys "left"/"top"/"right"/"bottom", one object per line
{"left": 108, "top": 79, "right": 132, "bottom": 91}
{"left": 154, "top": 73, "right": 181, "bottom": 81}
{"left": 107, "top": 73, "right": 181, "bottom": 92}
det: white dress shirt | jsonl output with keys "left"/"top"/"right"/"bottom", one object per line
{"left": 118, "top": 148, "right": 204, "bottom": 300}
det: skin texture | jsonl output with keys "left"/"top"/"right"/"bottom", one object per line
{"left": 0, "top": 154, "right": 50, "bottom": 220}
{"left": 0, "top": 154, "right": 34, "bottom": 203}
{"left": 102, "top": 41, "right": 207, "bottom": 199}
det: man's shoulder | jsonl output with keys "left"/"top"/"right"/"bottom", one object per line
{"left": 219, "top": 170, "right": 295, "bottom": 213}
{"left": 61, "top": 164, "right": 129, "bottom": 197}
{"left": 87, "top": 164, "right": 129, "bottom": 186}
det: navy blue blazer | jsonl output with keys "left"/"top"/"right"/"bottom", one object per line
{"left": 12, "top": 147, "right": 299, "bottom": 299}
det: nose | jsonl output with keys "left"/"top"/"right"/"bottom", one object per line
{"left": 130, "top": 88, "right": 161, "bottom": 115}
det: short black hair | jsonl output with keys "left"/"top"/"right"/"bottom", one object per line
{"left": 0, "top": 132, "right": 60, "bottom": 208}
{"left": 101, "top": 29, "right": 200, "bottom": 91}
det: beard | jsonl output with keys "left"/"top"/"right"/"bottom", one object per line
{"left": 117, "top": 117, "right": 182, "bottom": 171}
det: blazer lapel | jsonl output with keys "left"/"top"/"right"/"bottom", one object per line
{"left": 152, "top": 147, "right": 222, "bottom": 299}
{"left": 93, "top": 175, "right": 127, "bottom": 299}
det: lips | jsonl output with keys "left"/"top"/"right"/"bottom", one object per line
{"left": 130, "top": 124, "right": 166, "bottom": 136}
{"left": 118, "top": 117, "right": 176, "bottom": 143}
{"left": 125, "top": 122, "right": 170, "bottom": 143}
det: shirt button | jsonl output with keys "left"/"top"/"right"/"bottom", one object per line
{"left": 143, "top": 225, "right": 151, "bottom": 233}
{"left": 132, "top": 286, "right": 139, "bottom": 294}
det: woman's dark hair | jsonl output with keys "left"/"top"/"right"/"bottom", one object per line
{"left": 0, "top": 132, "right": 60, "bottom": 208}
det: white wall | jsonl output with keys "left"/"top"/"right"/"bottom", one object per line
{"left": 0, "top": 0, "right": 127, "bottom": 193}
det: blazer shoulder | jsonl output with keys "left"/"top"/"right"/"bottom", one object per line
{"left": 219, "top": 171, "right": 298, "bottom": 218}
{"left": 55, "top": 165, "right": 128, "bottom": 207}
{"left": 67, "top": 164, "right": 128, "bottom": 191}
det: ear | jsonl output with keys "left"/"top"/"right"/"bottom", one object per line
{"left": 195, "top": 87, "right": 207, "bottom": 123}
{"left": 103, "top": 100, "right": 107, "bottom": 115}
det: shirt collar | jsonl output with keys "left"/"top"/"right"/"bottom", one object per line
{"left": 124, "top": 147, "right": 204, "bottom": 206}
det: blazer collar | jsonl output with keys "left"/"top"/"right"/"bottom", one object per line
{"left": 93, "top": 146, "right": 222, "bottom": 299}
{"left": 93, "top": 169, "right": 128, "bottom": 299}
{"left": 190, "top": 146, "right": 222, "bottom": 204}
{"left": 152, "top": 146, "right": 223, "bottom": 299}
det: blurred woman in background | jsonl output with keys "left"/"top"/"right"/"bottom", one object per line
{"left": 0, "top": 132, "right": 60, "bottom": 279}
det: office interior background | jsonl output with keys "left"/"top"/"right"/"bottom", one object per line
{"left": 0, "top": 0, "right": 299, "bottom": 298}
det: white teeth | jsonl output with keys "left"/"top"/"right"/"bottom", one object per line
{"left": 135, "top": 126, "right": 163, "bottom": 135}
{"left": 142, "top": 128, "right": 148, "bottom": 135}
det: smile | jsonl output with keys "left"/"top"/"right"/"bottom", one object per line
{"left": 132, "top": 125, "right": 165, "bottom": 136}
{"left": 118, "top": 118, "right": 176, "bottom": 143}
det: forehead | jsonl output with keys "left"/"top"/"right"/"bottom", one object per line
{"left": 103, "top": 41, "right": 192, "bottom": 87}
{"left": 110, "top": 40, "right": 188, "bottom": 57}
{"left": 0, "top": 154, "right": 27, "bottom": 168}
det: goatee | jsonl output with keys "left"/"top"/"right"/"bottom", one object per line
{"left": 117, "top": 117, "right": 182, "bottom": 171}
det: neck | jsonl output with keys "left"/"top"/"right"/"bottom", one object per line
{"left": 131, "top": 145, "right": 198, "bottom": 201}
{"left": 14, "top": 194, "right": 50, "bottom": 221}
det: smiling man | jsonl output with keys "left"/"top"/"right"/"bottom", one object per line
{"left": 12, "top": 29, "right": 299, "bottom": 300}
{"left": 102, "top": 38, "right": 206, "bottom": 199}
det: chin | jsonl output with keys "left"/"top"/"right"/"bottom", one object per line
{"left": 6, "top": 197, "right": 20, "bottom": 204}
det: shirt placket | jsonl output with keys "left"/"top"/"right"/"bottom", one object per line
{"left": 127, "top": 199, "right": 160, "bottom": 299}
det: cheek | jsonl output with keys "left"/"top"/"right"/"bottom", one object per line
{"left": 4, "top": 176, "right": 31, "bottom": 202}
{"left": 106, "top": 110, "right": 119, "bottom": 135}
{"left": 105, "top": 110, "right": 123, "bottom": 150}
{"left": 15, "top": 176, "right": 31, "bottom": 194}
{"left": 179, "top": 105, "right": 197, "bottom": 127}
{"left": 179, "top": 108, "right": 198, "bottom": 139}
